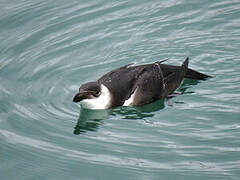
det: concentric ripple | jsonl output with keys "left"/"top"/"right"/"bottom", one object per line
{"left": 1, "top": 0, "right": 240, "bottom": 179}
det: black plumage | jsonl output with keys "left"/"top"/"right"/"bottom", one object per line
{"left": 73, "top": 57, "right": 211, "bottom": 108}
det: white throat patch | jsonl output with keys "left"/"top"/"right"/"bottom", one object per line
{"left": 80, "top": 84, "right": 112, "bottom": 109}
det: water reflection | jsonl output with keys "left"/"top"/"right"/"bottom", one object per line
{"left": 74, "top": 100, "right": 165, "bottom": 135}
{"left": 73, "top": 108, "right": 109, "bottom": 135}
{"left": 112, "top": 99, "right": 165, "bottom": 119}
{"left": 179, "top": 78, "right": 200, "bottom": 93}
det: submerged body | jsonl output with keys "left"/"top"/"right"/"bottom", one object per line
{"left": 73, "top": 58, "right": 211, "bottom": 109}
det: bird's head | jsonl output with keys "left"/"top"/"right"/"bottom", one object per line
{"left": 73, "top": 82, "right": 101, "bottom": 103}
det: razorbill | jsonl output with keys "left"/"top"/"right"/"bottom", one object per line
{"left": 73, "top": 57, "right": 211, "bottom": 109}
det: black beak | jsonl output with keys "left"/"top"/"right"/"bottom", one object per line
{"left": 73, "top": 91, "right": 93, "bottom": 103}
{"left": 73, "top": 93, "right": 83, "bottom": 102}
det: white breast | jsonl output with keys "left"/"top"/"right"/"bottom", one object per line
{"left": 80, "top": 84, "right": 112, "bottom": 110}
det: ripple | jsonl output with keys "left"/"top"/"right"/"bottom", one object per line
{"left": 1, "top": 0, "right": 240, "bottom": 179}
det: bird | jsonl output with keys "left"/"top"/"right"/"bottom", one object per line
{"left": 73, "top": 57, "right": 211, "bottom": 109}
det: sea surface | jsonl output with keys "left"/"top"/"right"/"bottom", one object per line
{"left": 0, "top": 0, "right": 240, "bottom": 179}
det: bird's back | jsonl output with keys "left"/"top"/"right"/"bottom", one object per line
{"left": 98, "top": 64, "right": 149, "bottom": 107}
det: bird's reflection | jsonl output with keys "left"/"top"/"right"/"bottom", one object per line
{"left": 111, "top": 99, "right": 165, "bottom": 119}
{"left": 73, "top": 78, "right": 200, "bottom": 135}
{"left": 73, "top": 100, "right": 165, "bottom": 135}
{"left": 179, "top": 78, "right": 199, "bottom": 93}
{"left": 73, "top": 108, "right": 109, "bottom": 135}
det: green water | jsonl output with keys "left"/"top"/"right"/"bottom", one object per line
{"left": 1, "top": 0, "right": 240, "bottom": 179}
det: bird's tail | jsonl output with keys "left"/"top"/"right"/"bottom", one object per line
{"left": 185, "top": 68, "right": 211, "bottom": 80}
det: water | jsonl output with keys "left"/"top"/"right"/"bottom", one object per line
{"left": 1, "top": 0, "right": 240, "bottom": 179}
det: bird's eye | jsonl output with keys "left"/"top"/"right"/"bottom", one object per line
{"left": 93, "top": 91, "right": 98, "bottom": 96}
